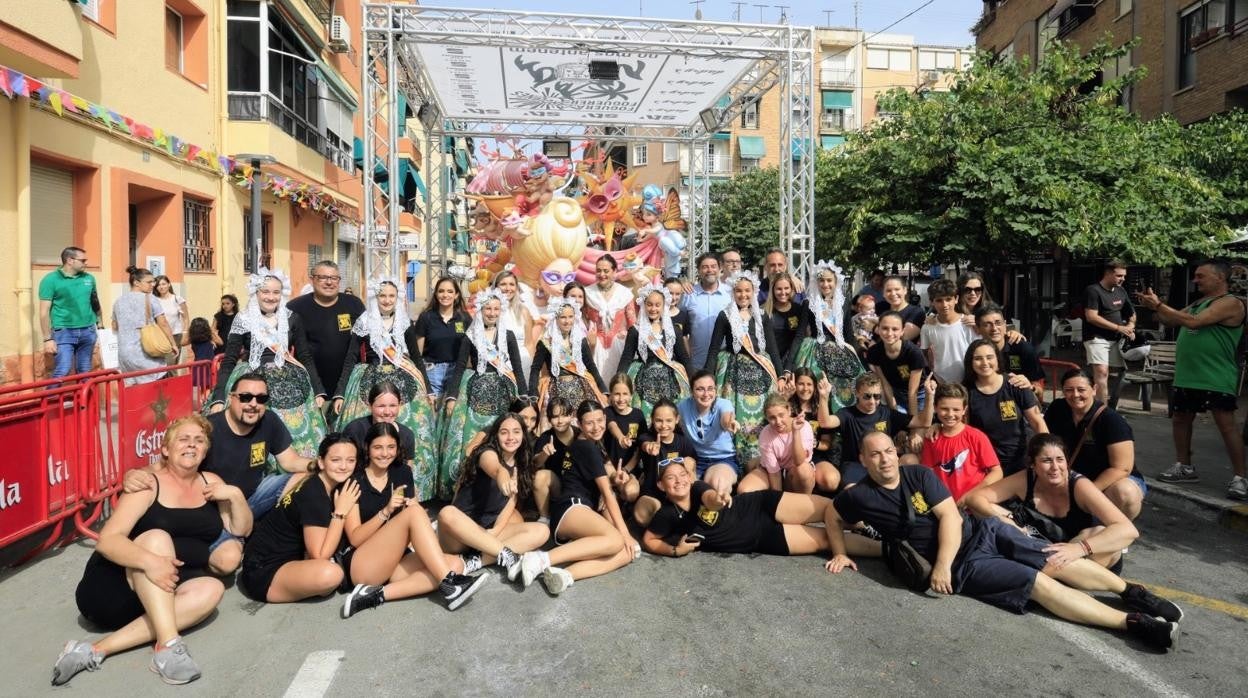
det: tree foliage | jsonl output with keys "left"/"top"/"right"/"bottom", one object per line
{"left": 815, "top": 40, "right": 1240, "bottom": 269}
{"left": 707, "top": 165, "right": 781, "bottom": 267}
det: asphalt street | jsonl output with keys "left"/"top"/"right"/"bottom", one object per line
{"left": 2, "top": 493, "right": 1246, "bottom": 697}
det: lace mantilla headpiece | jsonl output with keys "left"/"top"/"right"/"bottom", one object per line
{"left": 352, "top": 276, "right": 410, "bottom": 366}
{"left": 236, "top": 267, "right": 292, "bottom": 368}
{"left": 635, "top": 283, "right": 675, "bottom": 361}
{"left": 724, "top": 271, "right": 765, "bottom": 354}
{"left": 469, "top": 288, "right": 512, "bottom": 374}
{"left": 542, "top": 297, "right": 588, "bottom": 377}
{"left": 808, "top": 260, "right": 847, "bottom": 345}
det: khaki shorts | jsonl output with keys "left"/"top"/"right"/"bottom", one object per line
{"left": 1084, "top": 336, "right": 1124, "bottom": 368}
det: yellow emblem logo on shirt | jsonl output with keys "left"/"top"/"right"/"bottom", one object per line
{"left": 454, "top": 321, "right": 465, "bottom": 333}
{"left": 787, "top": 316, "right": 799, "bottom": 329}
{"left": 627, "top": 423, "right": 639, "bottom": 438}
{"left": 999, "top": 400, "right": 1018, "bottom": 420}
{"left": 337, "top": 313, "right": 352, "bottom": 331}
{"left": 249, "top": 442, "right": 266, "bottom": 468}
{"left": 898, "top": 366, "right": 911, "bottom": 379}
{"left": 697, "top": 506, "right": 719, "bottom": 526}
{"left": 910, "top": 492, "right": 930, "bottom": 515}
{"left": 875, "top": 421, "right": 888, "bottom": 432}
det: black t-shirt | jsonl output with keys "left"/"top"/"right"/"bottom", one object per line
{"left": 606, "top": 406, "right": 648, "bottom": 466}
{"left": 451, "top": 450, "right": 513, "bottom": 528}
{"left": 1044, "top": 399, "right": 1138, "bottom": 480}
{"left": 768, "top": 304, "right": 805, "bottom": 363}
{"left": 352, "top": 466, "right": 415, "bottom": 523}
{"left": 558, "top": 439, "right": 609, "bottom": 507}
{"left": 876, "top": 303, "right": 926, "bottom": 330}
{"left": 636, "top": 432, "right": 696, "bottom": 494}
{"left": 865, "top": 341, "right": 926, "bottom": 400}
{"left": 836, "top": 404, "right": 911, "bottom": 465}
{"left": 244, "top": 473, "right": 333, "bottom": 567}
{"left": 342, "top": 417, "right": 416, "bottom": 466}
{"left": 200, "top": 411, "right": 293, "bottom": 499}
{"left": 967, "top": 381, "right": 1038, "bottom": 474}
{"left": 833, "top": 465, "right": 970, "bottom": 564}
{"left": 671, "top": 308, "right": 692, "bottom": 339}
{"left": 411, "top": 309, "right": 470, "bottom": 364}
{"left": 535, "top": 427, "right": 579, "bottom": 471}
{"left": 647, "top": 481, "right": 759, "bottom": 553}
{"left": 1083, "top": 283, "right": 1134, "bottom": 341}
{"left": 287, "top": 293, "right": 366, "bottom": 394}
{"left": 1000, "top": 340, "right": 1045, "bottom": 382}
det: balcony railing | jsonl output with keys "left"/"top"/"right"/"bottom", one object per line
{"left": 820, "top": 68, "right": 854, "bottom": 87}
{"left": 228, "top": 91, "right": 353, "bottom": 170}
{"left": 821, "top": 112, "right": 846, "bottom": 132}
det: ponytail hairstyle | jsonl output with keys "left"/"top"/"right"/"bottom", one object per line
{"left": 126, "top": 265, "right": 153, "bottom": 288}
{"left": 455, "top": 413, "right": 536, "bottom": 503}
{"left": 576, "top": 399, "right": 610, "bottom": 459}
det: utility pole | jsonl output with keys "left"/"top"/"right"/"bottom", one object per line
{"left": 774, "top": 4, "right": 789, "bottom": 24}
{"left": 753, "top": 3, "right": 767, "bottom": 22}
{"left": 690, "top": 0, "right": 705, "bottom": 20}
{"left": 823, "top": 9, "right": 834, "bottom": 26}
{"left": 731, "top": 1, "right": 746, "bottom": 21}
{"left": 853, "top": 1, "right": 860, "bottom": 29}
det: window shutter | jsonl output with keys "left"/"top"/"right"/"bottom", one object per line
{"left": 31, "top": 164, "right": 74, "bottom": 265}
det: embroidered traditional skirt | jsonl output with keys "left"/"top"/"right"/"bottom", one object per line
{"left": 712, "top": 350, "right": 774, "bottom": 464}
{"left": 437, "top": 369, "right": 517, "bottom": 500}
{"left": 338, "top": 362, "right": 440, "bottom": 501}
{"left": 794, "top": 338, "right": 864, "bottom": 413}
{"left": 625, "top": 356, "right": 690, "bottom": 422}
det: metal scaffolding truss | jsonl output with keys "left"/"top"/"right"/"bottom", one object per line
{"left": 361, "top": 4, "right": 816, "bottom": 288}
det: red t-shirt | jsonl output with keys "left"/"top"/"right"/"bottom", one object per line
{"left": 921, "top": 425, "right": 999, "bottom": 502}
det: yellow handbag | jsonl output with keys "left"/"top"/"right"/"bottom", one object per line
{"left": 139, "top": 294, "right": 175, "bottom": 358}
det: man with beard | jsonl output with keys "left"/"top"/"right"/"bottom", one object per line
{"left": 683, "top": 253, "right": 733, "bottom": 369}
{"left": 287, "top": 260, "right": 366, "bottom": 423}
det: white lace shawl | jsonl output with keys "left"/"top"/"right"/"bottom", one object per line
{"left": 584, "top": 280, "right": 633, "bottom": 334}
{"left": 233, "top": 268, "right": 292, "bottom": 368}
{"left": 542, "top": 297, "right": 589, "bottom": 377}
{"left": 469, "top": 289, "right": 513, "bottom": 374}
{"left": 351, "top": 277, "right": 410, "bottom": 367}
{"left": 724, "top": 271, "right": 765, "bottom": 354}
{"left": 807, "top": 260, "right": 848, "bottom": 345}
{"left": 635, "top": 284, "right": 675, "bottom": 361}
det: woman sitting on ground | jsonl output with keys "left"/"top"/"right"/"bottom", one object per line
{"left": 516, "top": 400, "right": 636, "bottom": 595}
{"left": 632, "top": 398, "right": 697, "bottom": 527}
{"left": 737, "top": 393, "right": 816, "bottom": 495}
{"left": 339, "top": 424, "right": 487, "bottom": 617}
{"left": 642, "top": 459, "right": 880, "bottom": 560}
{"left": 437, "top": 413, "right": 550, "bottom": 581}
{"left": 967, "top": 434, "right": 1138, "bottom": 573}
{"left": 340, "top": 382, "right": 417, "bottom": 486}
{"left": 53, "top": 415, "right": 251, "bottom": 687}
{"left": 532, "top": 397, "right": 579, "bottom": 523}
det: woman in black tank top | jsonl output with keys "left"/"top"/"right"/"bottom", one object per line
{"left": 965, "top": 434, "right": 1140, "bottom": 571}
{"left": 55, "top": 415, "right": 251, "bottom": 687}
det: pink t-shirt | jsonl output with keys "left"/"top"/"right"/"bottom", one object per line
{"left": 921, "top": 425, "right": 1000, "bottom": 502}
{"left": 758, "top": 421, "right": 815, "bottom": 474}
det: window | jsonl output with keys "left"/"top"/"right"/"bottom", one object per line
{"left": 739, "top": 159, "right": 759, "bottom": 174}
{"left": 242, "top": 210, "right": 272, "bottom": 274}
{"left": 866, "top": 48, "right": 889, "bottom": 70}
{"left": 1119, "top": 0, "right": 1133, "bottom": 16}
{"left": 1179, "top": 1, "right": 1228, "bottom": 89}
{"left": 918, "top": 50, "right": 956, "bottom": 71}
{"left": 998, "top": 42, "right": 1015, "bottom": 61}
{"left": 227, "top": 2, "right": 261, "bottom": 94}
{"left": 82, "top": 0, "right": 101, "bottom": 22}
{"left": 663, "top": 142, "right": 678, "bottom": 162}
{"left": 820, "top": 53, "right": 852, "bottom": 85}
{"left": 307, "top": 245, "right": 323, "bottom": 278}
{"left": 632, "top": 143, "right": 648, "bottom": 167}
{"left": 165, "top": 7, "right": 184, "bottom": 73}
{"left": 31, "top": 164, "right": 74, "bottom": 266}
{"left": 183, "top": 199, "right": 213, "bottom": 272}
{"left": 1102, "top": 50, "right": 1133, "bottom": 109}
{"left": 740, "top": 99, "right": 759, "bottom": 129}
{"left": 868, "top": 47, "right": 913, "bottom": 71}
{"left": 1035, "top": 10, "right": 1058, "bottom": 63}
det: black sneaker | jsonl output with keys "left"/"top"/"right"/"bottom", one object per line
{"left": 342, "top": 584, "right": 386, "bottom": 619}
{"left": 1121, "top": 583, "right": 1183, "bottom": 622}
{"left": 857, "top": 523, "right": 884, "bottom": 541}
{"left": 440, "top": 572, "right": 487, "bottom": 611}
{"left": 496, "top": 547, "right": 521, "bottom": 581}
{"left": 1126, "top": 612, "right": 1178, "bottom": 650}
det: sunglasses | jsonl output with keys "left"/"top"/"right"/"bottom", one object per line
{"left": 541, "top": 270, "right": 578, "bottom": 285}
{"left": 695, "top": 416, "right": 707, "bottom": 440}
{"left": 858, "top": 393, "right": 883, "bottom": 401}
{"left": 233, "top": 392, "right": 271, "bottom": 404}
{"left": 657, "top": 456, "right": 682, "bottom": 467}
{"left": 960, "top": 286, "right": 983, "bottom": 294}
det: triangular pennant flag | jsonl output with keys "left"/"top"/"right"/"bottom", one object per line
{"left": 59, "top": 91, "right": 78, "bottom": 113}
{"left": 10, "top": 71, "right": 28, "bottom": 98}
{"left": 0, "top": 70, "right": 11, "bottom": 98}
{"left": 70, "top": 96, "right": 90, "bottom": 112}
{"left": 48, "top": 91, "right": 63, "bottom": 115}
{"left": 108, "top": 111, "right": 129, "bottom": 133}
{"left": 169, "top": 136, "right": 183, "bottom": 156}
{"left": 26, "top": 78, "right": 44, "bottom": 98}
{"left": 184, "top": 144, "right": 200, "bottom": 161}
{"left": 132, "top": 122, "right": 153, "bottom": 140}
{"left": 152, "top": 128, "right": 167, "bottom": 148}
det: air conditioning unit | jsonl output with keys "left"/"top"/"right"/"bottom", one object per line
{"left": 329, "top": 16, "right": 351, "bottom": 53}
{"left": 921, "top": 70, "right": 941, "bottom": 84}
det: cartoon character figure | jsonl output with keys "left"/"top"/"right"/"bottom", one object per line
{"left": 635, "top": 185, "right": 687, "bottom": 277}
{"left": 579, "top": 161, "right": 641, "bottom": 250}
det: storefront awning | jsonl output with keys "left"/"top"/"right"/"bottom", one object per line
{"left": 820, "top": 135, "right": 845, "bottom": 149}
{"left": 822, "top": 90, "right": 853, "bottom": 109}
{"left": 711, "top": 131, "right": 731, "bottom": 141}
{"left": 738, "top": 136, "right": 765, "bottom": 159}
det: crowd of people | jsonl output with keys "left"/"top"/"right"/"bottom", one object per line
{"left": 52, "top": 249, "right": 1242, "bottom": 686}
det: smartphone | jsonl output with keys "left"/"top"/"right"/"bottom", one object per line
{"left": 392, "top": 484, "right": 406, "bottom": 496}
{"left": 685, "top": 533, "right": 706, "bottom": 543}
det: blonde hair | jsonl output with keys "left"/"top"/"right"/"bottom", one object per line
{"left": 160, "top": 414, "right": 213, "bottom": 464}
{"left": 510, "top": 197, "right": 589, "bottom": 289}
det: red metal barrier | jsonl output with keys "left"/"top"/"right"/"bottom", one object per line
{"left": 1039, "top": 358, "right": 1081, "bottom": 404}
{"left": 0, "top": 360, "right": 212, "bottom": 561}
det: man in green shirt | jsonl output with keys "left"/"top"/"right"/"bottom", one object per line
{"left": 38, "top": 246, "right": 101, "bottom": 378}
{"left": 1136, "top": 260, "right": 1247, "bottom": 501}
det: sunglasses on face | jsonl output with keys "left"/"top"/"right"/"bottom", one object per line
{"left": 541, "top": 270, "right": 578, "bottom": 285}
{"left": 233, "top": 392, "right": 270, "bottom": 404}
{"left": 961, "top": 286, "right": 983, "bottom": 294}
{"left": 858, "top": 393, "right": 883, "bottom": 401}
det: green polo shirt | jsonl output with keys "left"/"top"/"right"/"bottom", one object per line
{"left": 38, "top": 269, "right": 99, "bottom": 329}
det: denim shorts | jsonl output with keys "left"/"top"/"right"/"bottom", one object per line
{"left": 425, "top": 362, "right": 454, "bottom": 398}
{"left": 694, "top": 454, "right": 740, "bottom": 478}
{"left": 210, "top": 472, "right": 292, "bottom": 551}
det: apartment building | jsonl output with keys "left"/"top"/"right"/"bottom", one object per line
{"left": 975, "top": 0, "right": 1248, "bottom": 124}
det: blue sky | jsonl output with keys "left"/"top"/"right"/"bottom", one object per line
{"left": 427, "top": 0, "right": 980, "bottom": 48}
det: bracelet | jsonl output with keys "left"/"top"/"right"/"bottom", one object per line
{"left": 330, "top": 512, "right": 346, "bottom": 520}
{"left": 1079, "top": 539, "right": 1093, "bottom": 557}
{"left": 670, "top": 543, "right": 678, "bottom": 557}
{"left": 379, "top": 510, "right": 390, "bottom": 522}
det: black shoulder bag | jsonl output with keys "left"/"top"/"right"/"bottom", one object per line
{"left": 881, "top": 476, "right": 934, "bottom": 592}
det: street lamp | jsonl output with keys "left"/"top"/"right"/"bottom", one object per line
{"left": 232, "top": 153, "right": 276, "bottom": 273}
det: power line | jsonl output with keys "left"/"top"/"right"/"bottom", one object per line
{"left": 820, "top": 0, "right": 941, "bottom": 63}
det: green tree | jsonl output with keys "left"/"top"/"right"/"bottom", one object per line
{"left": 706, "top": 165, "right": 781, "bottom": 267}
{"left": 816, "top": 40, "right": 1239, "bottom": 270}
{"left": 1182, "top": 108, "right": 1248, "bottom": 231}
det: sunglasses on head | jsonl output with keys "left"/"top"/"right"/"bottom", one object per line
{"left": 233, "top": 392, "right": 270, "bottom": 404}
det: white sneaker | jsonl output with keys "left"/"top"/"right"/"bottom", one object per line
{"left": 518, "top": 551, "right": 547, "bottom": 588}
{"left": 1157, "top": 462, "right": 1198, "bottom": 483}
{"left": 1228, "top": 475, "right": 1248, "bottom": 501}
{"left": 541, "top": 566, "right": 574, "bottom": 595}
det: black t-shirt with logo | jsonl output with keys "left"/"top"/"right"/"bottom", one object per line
{"left": 835, "top": 404, "right": 912, "bottom": 465}
{"left": 352, "top": 466, "right": 415, "bottom": 523}
{"left": 768, "top": 303, "right": 807, "bottom": 367}
{"left": 287, "top": 293, "right": 366, "bottom": 394}
{"left": 535, "top": 427, "right": 579, "bottom": 472}
{"left": 1044, "top": 398, "right": 1138, "bottom": 480}
{"left": 647, "top": 481, "right": 764, "bottom": 553}
{"left": 200, "top": 410, "right": 293, "bottom": 499}
{"left": 410, "top": 309, "right": 471, "bottom": 365}
{"left": 1083, "top": 283, "right": 1134, "bottom": 341}
{"left": 1000, "top": 340, "right": 1045, "bottom": 382}
{"left": 558, "top": 439, "right": 609, "bottom": 508}
{"left": 243, "top": 473, "right": 333, "bottom": 568}
{"left": 967, "top": 381, "right": 1038, "bottom": 474}
{"left": 832, "top": 465, "right": 970, "bottom": 564}
{"left": 865, "top": 341, "right": 926, "bottom": 400}
{"left": 606, "top": 406, "right": 648, "bottom": 466}
{"left": 636, "top": 432, "right": 697, "bottom": 495}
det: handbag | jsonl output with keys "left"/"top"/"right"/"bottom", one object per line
{"left": 881, "top": 475, "right": 934, "bottom": 592}
{"left": 139, "top": 294, "right": 175, "bottom": 358}
{"left": 1005, "top": 499, "right": 1066, "bottom": 542}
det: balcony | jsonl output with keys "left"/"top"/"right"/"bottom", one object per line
{"left": 228, "top": 92, "right": 353, "bottom": 171}
{"left": 820, "top": 68, "right": 854, "bottom": 87}
{"left": 821, "top": 112, "right": 847, "bottom": 132}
